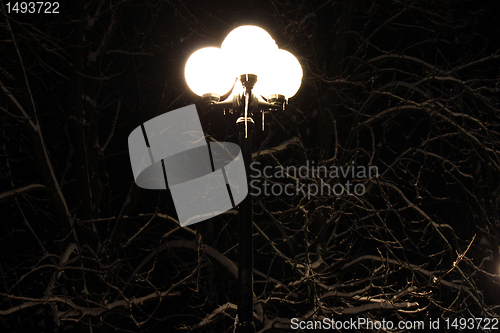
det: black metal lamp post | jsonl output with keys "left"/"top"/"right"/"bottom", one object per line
{"left": 185, "top": 26, "right": 302, "bottom": 333}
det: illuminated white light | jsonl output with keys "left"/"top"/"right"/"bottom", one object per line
{"left": 221, "top": 25, "right": 278, "bottom": 80}
{"left": 257, "top": 49, "right": 303, "bottom": 98}
{"left": 185, "top": 26, "right": 303, "bottom": 99}
{"left": 184, "top": 47, "right": 234, "bottom": 96}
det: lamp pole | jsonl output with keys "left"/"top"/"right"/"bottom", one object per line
{"left": 184, "top": 25, "right": 302, "bottom": 332}
{"left": 236, "top": 74, "right": 256, "bottom": 333}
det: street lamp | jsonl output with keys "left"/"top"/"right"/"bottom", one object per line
{"left": 184, "top": 25, "right": 302, "bottom": 332}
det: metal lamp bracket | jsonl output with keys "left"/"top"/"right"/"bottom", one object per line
{"left": 202, "top": 75, "right": 287, "bottom": 133}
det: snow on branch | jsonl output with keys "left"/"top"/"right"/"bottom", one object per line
{"left": 0, "top": 184, "right": 46, "bottom": 202}
{"left": 335, "top": 301, "right": 420, "bottom": 315}
{"left": 252, "top": 137, "right": 305, "bottom": 158}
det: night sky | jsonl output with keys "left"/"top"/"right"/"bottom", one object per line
{"left": 1, "top": 0, "right": 500, "bottom": 332}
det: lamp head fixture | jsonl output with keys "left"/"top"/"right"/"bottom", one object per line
{"left": 184, "top": 25, "right": 302, "bottom": 133}
{"left": 185, "top": 25, "right": 302, "bottom": 101}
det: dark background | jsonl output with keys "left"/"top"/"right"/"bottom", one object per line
{"left": 1, "top": 0, "right": 500, "bottom": 332}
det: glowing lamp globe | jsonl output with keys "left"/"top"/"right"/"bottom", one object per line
{"left": 257, "top": 49, "right": 303, "bottom": 98}
{"left": 184, "top": 47, "right": 234, "bottom": 96}
{"left": 184, "top": 25, "right": 303, "bottom": 100}
{"left": 221, "top": 25, "right": 278, "bottom": 79}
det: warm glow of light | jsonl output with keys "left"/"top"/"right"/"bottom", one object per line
{"left": 221, "top": 25, "right": 278, "bottom": 80}
{"left": 184, "top": 47, "right": 234, "bottom": 96}
{"left": 228, "top": 77, "right": 244, "bottom": 99}
{"left": 256, "top": 49, "right": 303, "bottom": 98}
{"left": 184, "top": 26, "right": 303, "bottom": 99}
